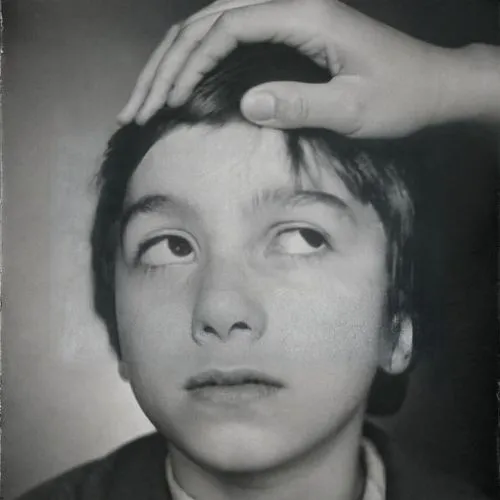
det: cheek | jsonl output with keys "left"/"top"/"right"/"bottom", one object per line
{"left": 265, "top": 262, "right": 388, "bottom": 376}
{"left": 114, "top": 266, "right": 196, "bottom": 367}
{"left": 270, "top": 287, "right": 384, "bottom": 357}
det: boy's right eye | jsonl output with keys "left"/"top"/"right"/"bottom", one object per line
{"left": 135, "top": 233, "right": 196, "bottom": 267}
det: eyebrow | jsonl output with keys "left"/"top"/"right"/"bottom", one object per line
{"left": 120, "top": 194, "right": 179, "bottom": 239}
{"left": 249, "top": 188, "right": 353, "bottom": 218}
{"left": 120, "top": 188, "right": 354, "bottom": 237}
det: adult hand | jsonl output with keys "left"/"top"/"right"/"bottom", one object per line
{"left": 118, "top": 0, "right": 500, "bottom": 137}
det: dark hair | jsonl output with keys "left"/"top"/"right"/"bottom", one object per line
{"left": 91, "top": 43, "right": 415, "bottom": 415}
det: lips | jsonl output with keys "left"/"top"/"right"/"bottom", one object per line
{"left": 185, "top": 369, "right": 285, "bottom": 391}
{"left": 184, "top": 369, "right": 285, "bottom": 403}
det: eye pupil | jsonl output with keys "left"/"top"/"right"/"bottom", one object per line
{"left": 168, "top": 236, "right": 192, "bottom": 256}
{"left": 299, "top": 228, "right": 324, "bottom": 248}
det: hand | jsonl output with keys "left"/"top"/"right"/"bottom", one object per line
{"left": 118, "top": 0, "right": 500, "bottom": 137}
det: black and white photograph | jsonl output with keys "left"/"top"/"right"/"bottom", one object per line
{"left": 3, "top": 1, "right": 499, "bottom": 499}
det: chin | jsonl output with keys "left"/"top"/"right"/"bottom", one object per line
{"left": 180, "top": 421, "right": 292, "bottom": 473}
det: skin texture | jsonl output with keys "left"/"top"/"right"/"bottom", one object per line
{"left": 114, "top": 122, "right": 412, "bottom": 500}
{"left": 118, "top": 0, "right": 500, "bottom": 137}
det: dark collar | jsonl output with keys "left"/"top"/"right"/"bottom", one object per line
{"left": 363, "top": 423, "right": 492, "bottom": 500}
{"left": 106, "top": 427, "right": 490, "bottom": 500}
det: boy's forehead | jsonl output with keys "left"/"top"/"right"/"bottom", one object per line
{"left": 142, "top": 122, "right": 288, "bottom": 176}
{"left": 127, "top": 122, "right": 355, "bottom": 206}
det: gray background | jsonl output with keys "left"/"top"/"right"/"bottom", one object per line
{"left": 3, "top": 0, "right": 498, "bottom": 499}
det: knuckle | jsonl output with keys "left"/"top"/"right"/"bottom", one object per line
{"left": 301, "top": 0, "right": 326, "bottom": 11}
{"left": 171, "top": 23, "right": 182, "bottom": 37}
{"left": 176, "top": 22, "right": 194, "bottom": 43}
{"left": 284, "top": 94, "right": 309, "bottom": 122}
{"left": 302, "top": 0, "right": 333, "bottom": 21}
{"left": 343, "top": 90, "right": 362, "bottom": 118}
{"left": 176, "top": 25, "right": 188, "bottom": 42}
{"left": 340, "top": 89, "right": 364, "bottom": 133}
{"left": 216, "top": 10, "right": 235, "bottom": 31}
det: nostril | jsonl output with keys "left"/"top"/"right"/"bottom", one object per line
{"left": 232, "top": 321, "right": 250, "bottom": 330}
{"left": 195, "top": 321, "right": 253, "bottom": 344}
{"left": 202, "top": 324, "right": 217, "bottom": 335}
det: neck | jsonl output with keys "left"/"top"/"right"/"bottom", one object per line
{"left": 169, "top": 412, "right": 366, "bottom": 500}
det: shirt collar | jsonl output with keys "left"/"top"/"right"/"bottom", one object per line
{"left": 166, "top": 438, "right": 386, "bottom": 500}
{"left": 166, "top": 457, "right": 195, "bottom": 500}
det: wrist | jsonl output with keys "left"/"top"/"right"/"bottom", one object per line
{"left": 430, "top": 44, "right": 500, "bottom": 126}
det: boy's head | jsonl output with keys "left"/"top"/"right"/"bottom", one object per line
{"left": 91, "top": 43, "right": 414, "bottom": 472}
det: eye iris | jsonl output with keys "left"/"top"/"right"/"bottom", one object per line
{"left": 300, "top": 229, "right": 324, "bottom": 248}
{"left": 168, "top": 236, "right": 192, "bottom": 256}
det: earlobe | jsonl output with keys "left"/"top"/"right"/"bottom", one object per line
{"left": 380, "top": 316, "right": 413, "bottom": 375}
{"left": 118, "top": 361, "right": 130, "bottom": 382}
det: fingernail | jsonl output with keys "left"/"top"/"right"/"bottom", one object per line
{"left": 137, "top": 104, "right": 154, "bottom": 124}
{"left": 117, "top": 110, "right": 129, "bottom": 124}
{"left": 136, "top": 111, "right": 149, "bottom": 125}
{"left": 242, "top": 92, "right": 276, "bottom": 121}
{"left": 168, "top": 94, "right": 185, "bottom": 107}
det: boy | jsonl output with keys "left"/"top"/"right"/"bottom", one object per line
{"left": 19, "top": 43, "right": 490, "bottom": 500}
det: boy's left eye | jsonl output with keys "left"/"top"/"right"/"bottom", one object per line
{"left": 274, "top": 227, "right": 329, "bottom": 255}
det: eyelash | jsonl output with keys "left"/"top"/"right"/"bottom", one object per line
{"left": 134, "top": 232, "right": 196, "bottom": 268}
{"left": 271, "top": 225, "right": 334, "bottom": 258}
{"left": 135, "top": 235, "right": 163, "bottom": 267}
{"left": 131, "top": 224, "right": 333, "bottom": 274}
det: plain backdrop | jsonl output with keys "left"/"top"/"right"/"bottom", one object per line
{"left": 3, "top": 0, "right": 499, "bottom": 499}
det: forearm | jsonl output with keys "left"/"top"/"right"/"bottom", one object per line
{"left": 434, "top": 44, "right": 500, "bottom": 126}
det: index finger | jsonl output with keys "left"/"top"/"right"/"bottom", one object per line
{"left": 167, "top": 1, "right": 315, "bottom": 106}
{"left": 136, "top": 1, "right": 276, "bottom": 122}
{"left": 185, "top": 0, "right": 271, "bottom": 24}
{"left": 118, "top": 24, "right": 181, "bottom": 123}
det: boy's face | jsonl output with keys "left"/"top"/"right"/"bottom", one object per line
{"left": 115, "top": 123, "right": 406, "bottom": 471}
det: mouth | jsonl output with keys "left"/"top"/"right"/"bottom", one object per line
{"left": 184, "top": 369, "right": 285, "bottom": 403}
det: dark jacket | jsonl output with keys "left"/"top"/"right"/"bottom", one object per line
{"left": 18, "top": 428, "right": 492, "bottom": 500}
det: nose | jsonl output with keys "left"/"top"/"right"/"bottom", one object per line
{"left": 191, "top": 260, "right": 266, "bottom": 345}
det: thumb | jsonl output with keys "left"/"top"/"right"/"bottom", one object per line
{"left": 241, "top": 79, "right": 363, "bottom": 135}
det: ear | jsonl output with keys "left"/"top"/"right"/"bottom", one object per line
{"left": 118, "top": 360, "right": 131, "bottom": 382}
{"left": 379, "top": 316, "right": 413, "bottom": 375}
